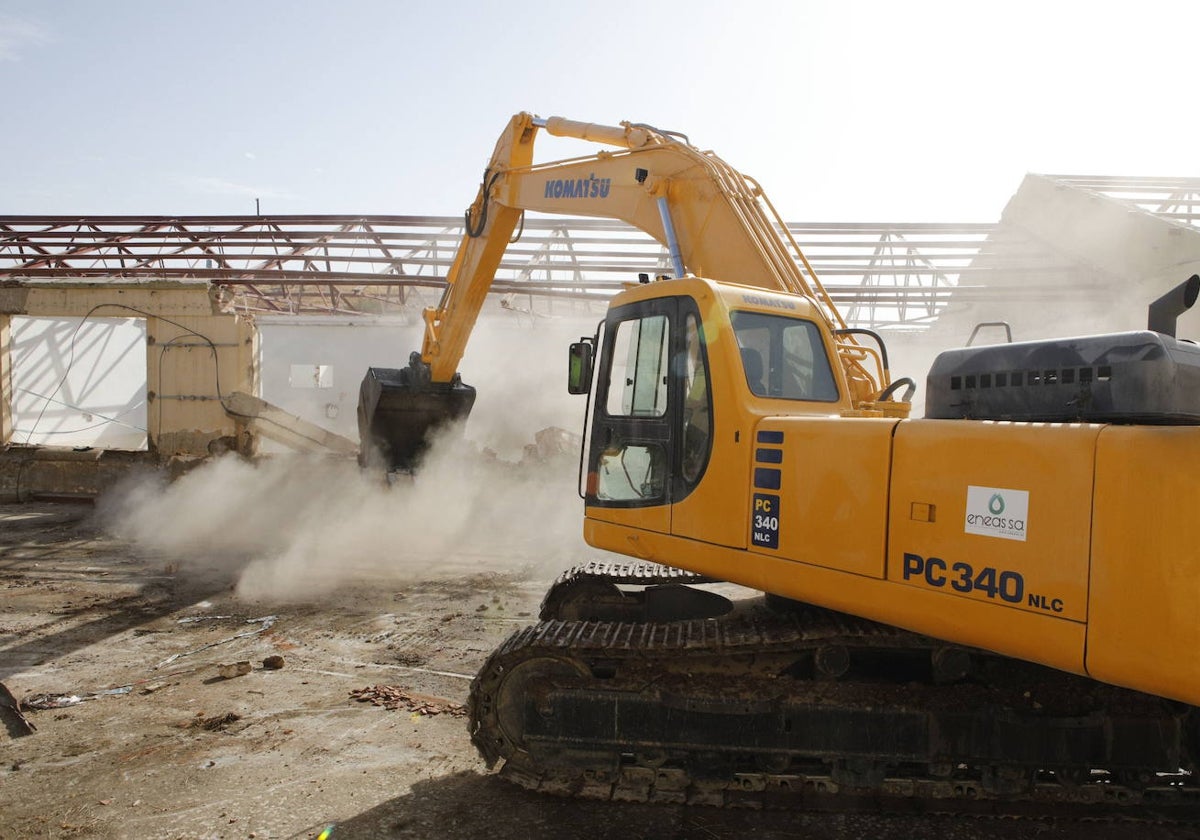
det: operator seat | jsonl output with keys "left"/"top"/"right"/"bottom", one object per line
{"left": 741, "top": 347, "right": 766, "bottom": 396}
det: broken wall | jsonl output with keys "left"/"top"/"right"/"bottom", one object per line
{"left": 932, "top": 175, "right": 1200, "bottom": 345}
{"left": 0, "top": 282, "right": 257, "bottom": 499}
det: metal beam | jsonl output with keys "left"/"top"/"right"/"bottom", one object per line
{"left": 3, "top": 177, "right": 1195, "bottom": 328}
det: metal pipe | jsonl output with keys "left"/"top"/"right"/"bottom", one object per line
{"left": 656, "top": 197, "right": 686, "bottom": 279}
{"left": 543, "top": 116, "right": 650, "bottom": 149}
{"left": 1147, "top": 274, "right": 1200, "bottom": 337}
{"left": 657, "top": 196, "right": 686, "bottom": 278}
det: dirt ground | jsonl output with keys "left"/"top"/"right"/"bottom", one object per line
{"left": 2, "top": 501, "right": 1199, "bottom": 840}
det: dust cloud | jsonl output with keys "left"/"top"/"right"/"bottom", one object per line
{"left": 99, "top": 432, "right": 595, "bottom": 604}
{"left": 99, "top": 307, "right": 608, "bottom": 603}
{"left": 458, "top": 308, "right": 601, "bottom": 458}
{"left": 101, "top": 434, "right": 592, "bottom": 603}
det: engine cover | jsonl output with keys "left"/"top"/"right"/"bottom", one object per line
{"left": 925, "top": 331, "right": 1200, "bottom": 424}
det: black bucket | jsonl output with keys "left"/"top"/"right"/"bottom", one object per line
{"left": 357, "top": 354, "right": 476, "bottom": 471}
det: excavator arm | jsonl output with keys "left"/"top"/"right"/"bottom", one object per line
{"left": 425, "top": 112, "right": 853, "bottom": 379}
{"left": 421, "top": 112, "right": 539, "bottom": 383}
{"left": 359, "top": 112, "right": 891, "bottom": 469}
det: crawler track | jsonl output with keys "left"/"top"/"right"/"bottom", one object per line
{"left": 468, "top": 563, "right": 1200, "bottom": 822}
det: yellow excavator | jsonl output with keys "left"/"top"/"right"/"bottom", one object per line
{"left": 358, "top": 112, "right": 1200, "bottom": 812}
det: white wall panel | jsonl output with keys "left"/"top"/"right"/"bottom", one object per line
{"left": 10, "top": 316, "right": 148, "bottom": 450}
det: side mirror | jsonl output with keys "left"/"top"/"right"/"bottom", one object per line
{"left": 567, "top": 339, "right": 594, "bottom": 395}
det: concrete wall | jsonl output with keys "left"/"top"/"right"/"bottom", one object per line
{"left": 0, "top": 282, "right": 256, "bottom": 459}
{"left": 0, "top": 314, "right": 11, "bottom": 446}
{"left": 256, "top": 315, "right": 420, "bottom": 449}
{"left": 9, "top": 315, "right": 148, "bottom": 449}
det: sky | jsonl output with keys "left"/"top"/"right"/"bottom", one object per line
{"left": 1, "top": 0, "right": 1198, "bottom": 223}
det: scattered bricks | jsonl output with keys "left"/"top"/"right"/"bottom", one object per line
{"left": 187, "top": 712, "right": 241, "bottom": 731}
{"left": 217, "top": 661, "right": 252, "bottom": 679}
{"left": 348, "top": 685, "right": 466, "bottom": 717}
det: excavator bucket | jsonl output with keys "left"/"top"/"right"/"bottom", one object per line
{"left": 356, "top": 353, "right": 476, "bottom": 471}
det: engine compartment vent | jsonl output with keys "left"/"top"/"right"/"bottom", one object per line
{"left": 925, "top": 331, "right": 1200, "bottom": 424}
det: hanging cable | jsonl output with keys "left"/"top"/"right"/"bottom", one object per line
{"left": 464, "top": 169, "right": 505, "bottom": 238}
{"left": 21, "top": 303, "right": 225, "bottom": 445}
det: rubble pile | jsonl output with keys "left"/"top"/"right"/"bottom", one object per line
{"left": 348, "top": 684, "right": 466, "bottom": 717}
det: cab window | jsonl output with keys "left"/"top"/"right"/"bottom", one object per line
{"left": 731, "top": 310, "right": 838, "bottom": 401}
{"left": 596, "top": 313, "right": 670, "bottom": 503}
{"left": 606, "top": 315, "right": 669, "bottom": 417}
{"left": 680, "top": 312, "right": 711, "bottom": 484}
{"left": 596, "top": 444, "right": 666, "bottom": 502}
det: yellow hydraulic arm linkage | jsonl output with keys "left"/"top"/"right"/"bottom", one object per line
{"left": 357, "top": 112, "right": 892, "bottom": 469}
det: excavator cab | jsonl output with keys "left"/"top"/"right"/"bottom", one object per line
{"left": 573, "top": 277, "right": 867, "bottom": 554}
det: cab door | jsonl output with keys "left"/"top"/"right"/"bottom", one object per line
{"left": 584, "top": 297, "right": 676, "bottom": 535}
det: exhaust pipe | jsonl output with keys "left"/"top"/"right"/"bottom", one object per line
{"left": 1148, "top": 274, "right": 1200, "bottom": 338}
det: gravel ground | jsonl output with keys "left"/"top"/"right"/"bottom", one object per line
{"left": 2, "top": 501, "right": 1198, "bottom": 840}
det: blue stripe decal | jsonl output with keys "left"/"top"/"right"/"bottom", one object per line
{"left": 755, "top": 448, "right": 783, "bottom": 464}
{"left": 754, "top": 468, "right": 782, "bottom": 490}
{"left": 757, "top": 430, "right": 784, "bottom": 444}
